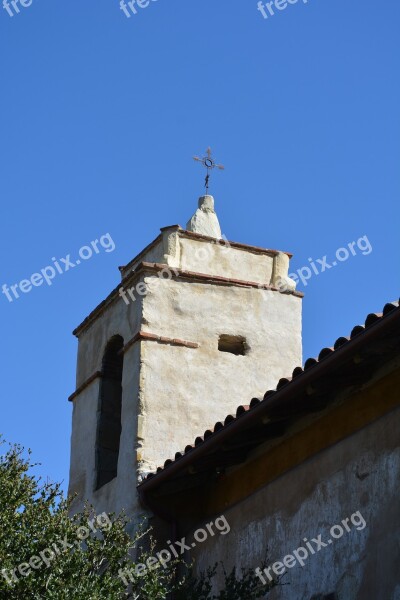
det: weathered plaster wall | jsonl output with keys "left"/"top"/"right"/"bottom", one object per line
{"left": 74, "top": 293, "right": 142, "bottom": 385}
{"left": 189, "top": 406, "right": 400, "bottom": 600}
{"left": 139, "top": 276, "right": 302, "bottom": 472}
{"left": 69, "top": 297, "right": 143, "bottom": 519}
{"left": 178, "top": 236, "right": 275, "bottom": 284}
{"left": 120, "top": 239, "right": 165, "bottom": 279}
{"left": 119, "top": 226, "right": 288, "bottom": 287}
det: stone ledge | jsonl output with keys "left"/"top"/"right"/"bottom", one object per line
{"left": 178, "top": 229, "right": 293, "bottom": 258}
{"left": 68, "top": 330, "right": 199, "bottom": 402}
{"left": 117, "top": 226, "right": 292, "bottom": 276}
{"left": 73, "top": 262, "right": 303, "bottom": 338}
{"left": 137, "top": 262, "right": 304, "bottom": 297}
{"left": 68, "top": 371, "right": 102, "bottom": 402}
{"left": 122, "top": 330, "right": 199, "bottom": 353}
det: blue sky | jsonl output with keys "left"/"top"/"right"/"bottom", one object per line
{"left": 1, "top": 0, "right": 399, "bottom": 491}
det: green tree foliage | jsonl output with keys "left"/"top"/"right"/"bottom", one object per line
{"left": 0, "top": 440, "right": 135, "bottom": 599}
{"left": 0, "top": 439, "right": 280, "bottom": 599}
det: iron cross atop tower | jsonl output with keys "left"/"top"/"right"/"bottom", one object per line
{"left": 193, "top": 147, "right": 224, "bottom": 194}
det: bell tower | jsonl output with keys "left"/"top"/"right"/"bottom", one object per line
{"left": 68, "top": 195, "right": 302, "bottom": 518}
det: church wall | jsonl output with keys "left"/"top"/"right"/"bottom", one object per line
{"left": 188, "top": 400, "right": 400, "bottom": 599}
{"left": 68, "top": 378, "right": 102, "bottom": 507}
{"left": 178, "top": 236, "right": 275, "bottom": 285}
{"left": 69, "top": 343, "right": 143, "bottom": 520}
{"left": 68, "top": 295, "right": 144, "bottom": 518}
{"left": 139, "top": 276, "right": 302, "bottom": 473}
{"left": 120, "top": 238, "right": 165, "bottom": 279}
{"left": 75, "top": 292, "right": 143, "bottom": 385}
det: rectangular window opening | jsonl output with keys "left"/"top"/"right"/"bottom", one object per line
{"left": 218, "top": 335, "right": 247, "bottom": 356}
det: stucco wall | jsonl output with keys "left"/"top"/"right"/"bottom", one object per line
{"left": 119, "top": 228, "right": 282, "bottom": 285}
{"left": 139, "top": 276, "right": 302, "bottom": 471}
{"left": 120, "top": 238, "right": 165, "bottom": 279}
{"left": 74, "top": 292, "right": 142, "bottom": 386}
{"left": 69, "top": 296, "right": 143, "bottom": 519}
{"left": 189, "top": 406, "right": 400, "bottom": 600}
{"left": 178, "top": 236, "right": 275, "bottom": 284}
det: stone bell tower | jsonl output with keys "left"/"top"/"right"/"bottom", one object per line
{"left": 68, "top": 195, "right": 302, "bottom": 519}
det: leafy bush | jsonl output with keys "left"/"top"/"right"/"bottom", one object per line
{"left": 0, "top": 438, "right": 280, "bottom": 599}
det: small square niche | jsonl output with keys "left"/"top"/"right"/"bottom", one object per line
{"left": 218, "top": 335, "right": 247, "bottom": 356}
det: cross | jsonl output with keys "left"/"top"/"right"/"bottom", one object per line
{"left": 193, "top": 147, "right": 224, "bottom": 194}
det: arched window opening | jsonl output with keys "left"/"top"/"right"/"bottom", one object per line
{"left": 95, "top": 335, "right": 124, "bottom": 490}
